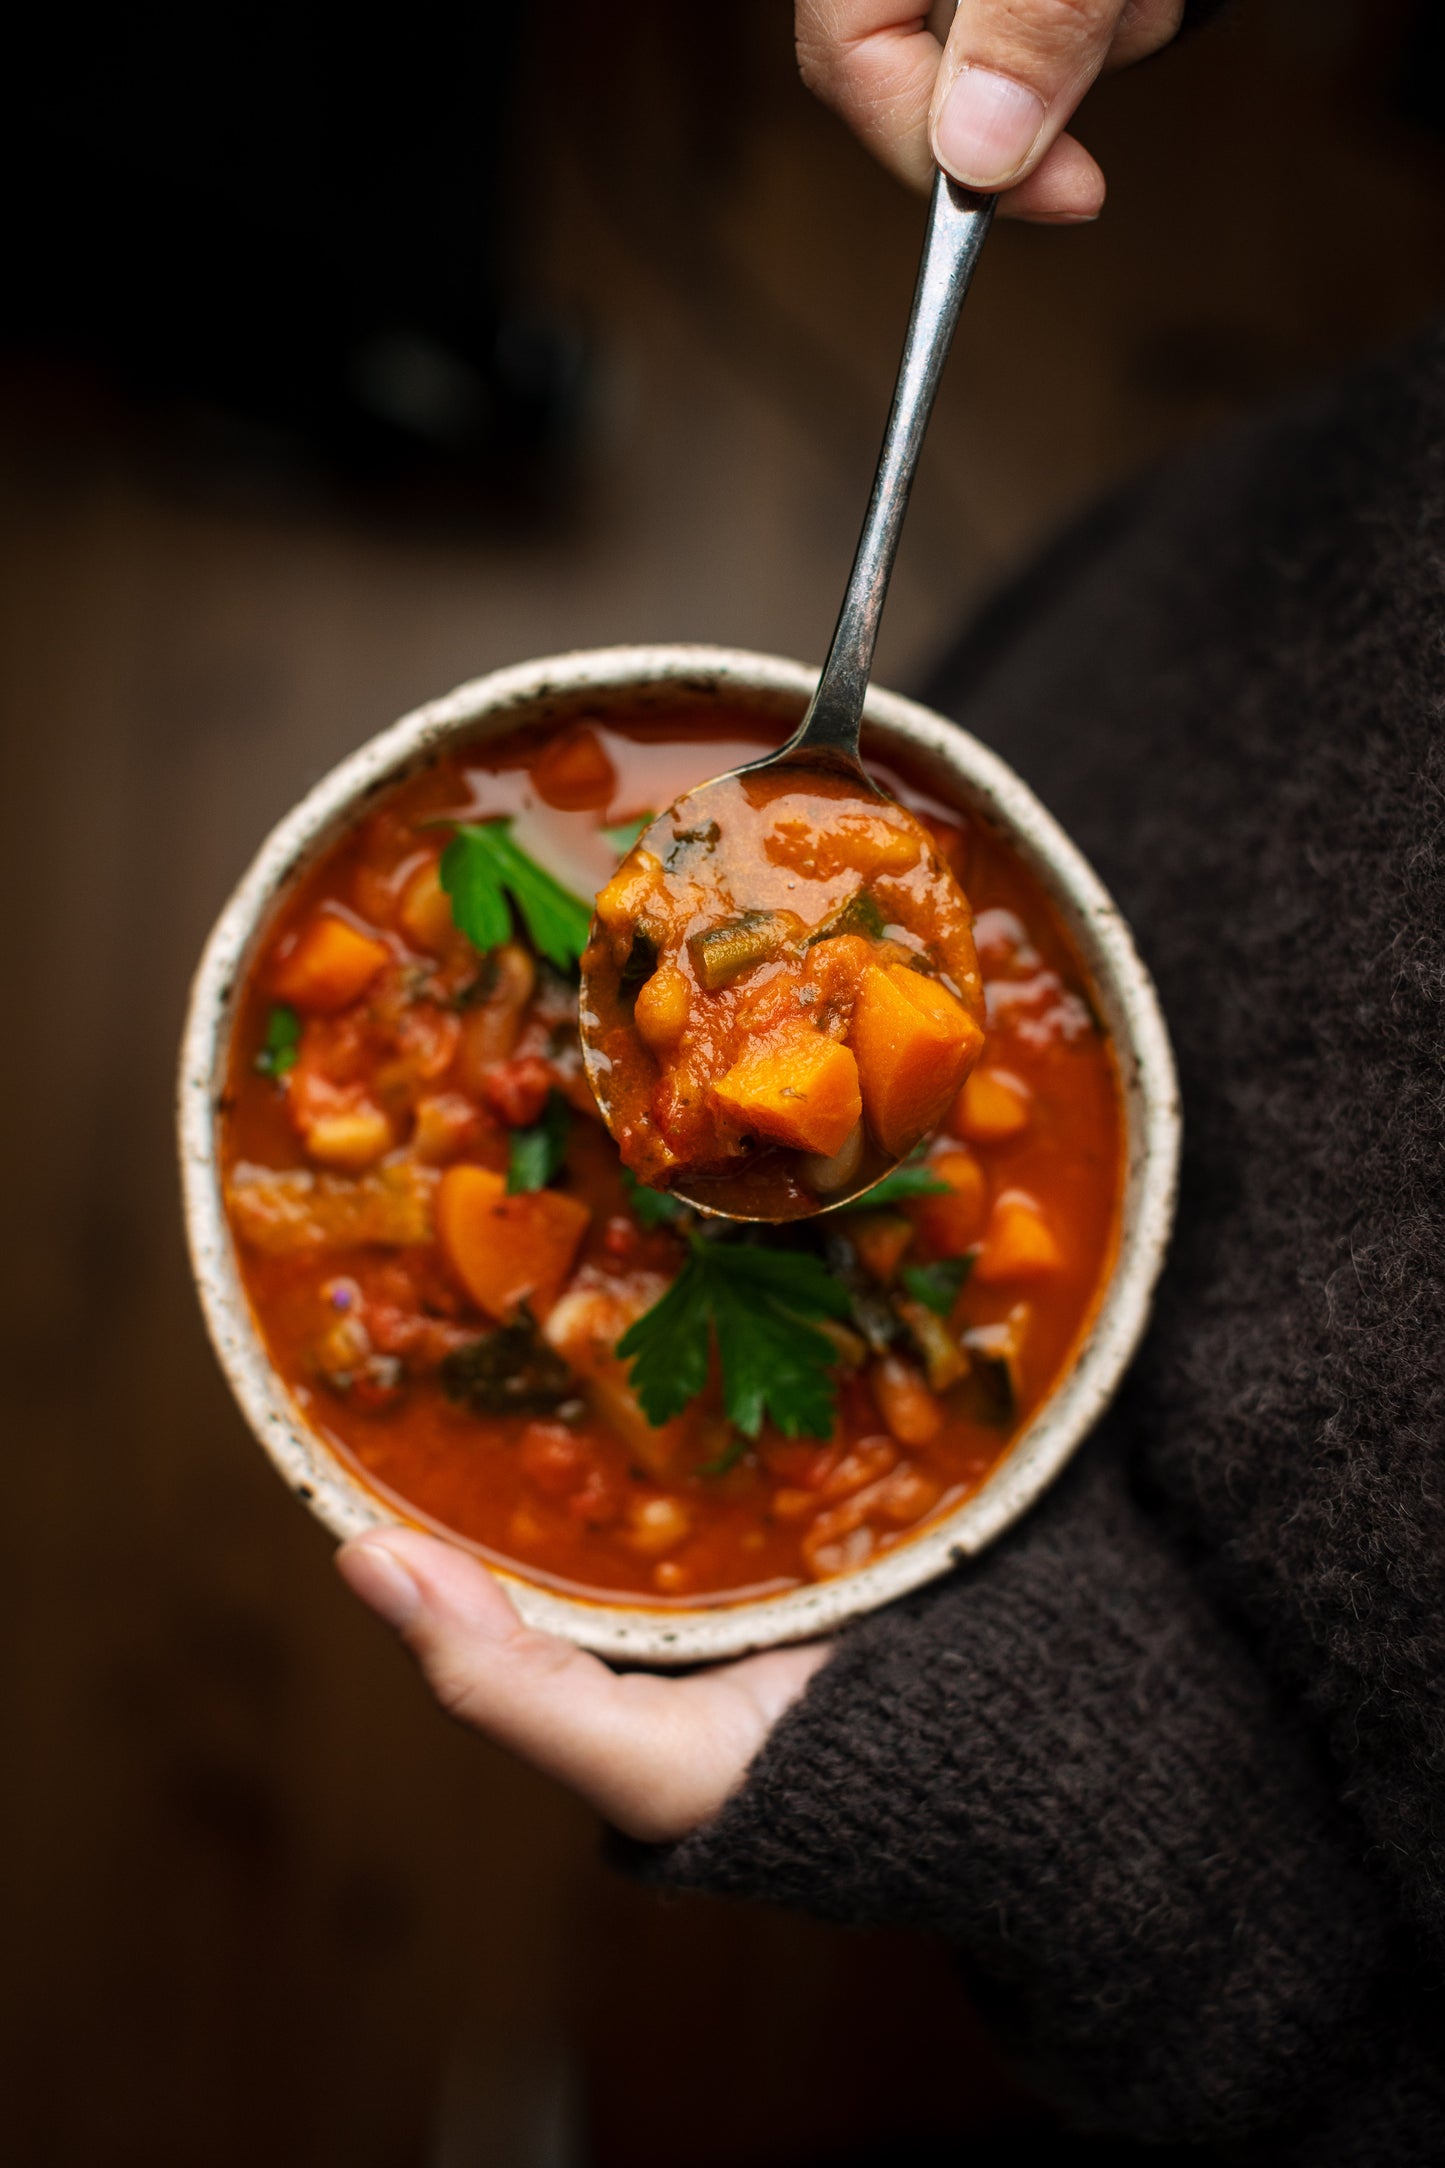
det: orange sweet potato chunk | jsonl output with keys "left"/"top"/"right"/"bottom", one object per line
{"left": 952, "top": 1067, "right": 1031, "bottom": 1145}
{"left": 911, "top": 1149, "right": 988, "bottom": 1258}
{"left": 437, "top": 1165, "right": 590, "bottom": 1322}
{"left": 849, "top": 964, "right": 984, "bottom": 1159}
{"left": 712, "top": 1031, "right": 862, "bottom": 1158}
{"left": 975, "top": 1191, "right": 1064, "bottom": 1283}
{"left": 273, "top": 912, "right": 391, "bottom": 1013}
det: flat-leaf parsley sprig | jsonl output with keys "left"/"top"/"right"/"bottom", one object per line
{"left": 617, "top": 1237, "right": 852, "bottom": 1441}
{"left": 440, "top": 820, "right": 592, "bottom": 973}
{"left": 255, "top": 1003, "right": 301, "bottom": 1078}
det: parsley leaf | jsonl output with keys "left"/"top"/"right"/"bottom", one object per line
{"left": 621, "top": 1167, "right": 689, "bottom": 1230}
{"left": 440, "top": 820, "right": 592, "bottom": 973}
{"left": 900, "top": 1254, "right": 973, "bottom": 1316}
{"left": 617, "top": 1256, "right": 713, "bottom": 1428}
{"left": 507, "top": 1091, "right": 572, "bottom": 1194}
{"left": 617, "top": 1239, "right": 851, "bottom": 1439}
{"left": 603, "top": 813, "right": 653, "bottom": 857}
{"left": 255, "top": 1003, "right": 301, "bottom": 1078}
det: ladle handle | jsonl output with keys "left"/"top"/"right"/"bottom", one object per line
{"left": 789, "top": 174, "right": 995, "bottom": 765}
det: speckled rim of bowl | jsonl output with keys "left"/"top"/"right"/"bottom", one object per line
{"left": 179, "top": 644, "right": 1180, "bottom": 1666}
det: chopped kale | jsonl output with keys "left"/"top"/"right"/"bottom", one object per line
{"left": 439, "top": 1319, "right": 575, "bottom": 1416}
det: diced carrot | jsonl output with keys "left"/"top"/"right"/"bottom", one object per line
{"left": 953, "top": 1067, "right": 1031, "bottom": 1145}
{"left": 911, "top": 1149, "right": 988, "bottom": 1257}
{"left": 711, "top": 1030, "right": 862, "bottom": 1158}
{"left": 848, "top": 1210, "right": 914, "bottom": 1283}
{"left": 532, "top": 726, "right": 617, "bottom": 810}
{"left": 848, "top": 964, "right": 984, "bottom": 1159}
{"left": 975, "top": 1190, "right": 1064, "bottom": 1283}
{"left": 436, "top": 1164, "right": 590, "bottom": 1322}
{"left": 397, "top": 858, "right": 457, "bottom": 954}
{"left": 273, "top": 912, "right": 391, "bottom": 1013}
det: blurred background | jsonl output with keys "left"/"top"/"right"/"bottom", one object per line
{"left": 3, "top": 2, "right": 1443, "bottom": 2162}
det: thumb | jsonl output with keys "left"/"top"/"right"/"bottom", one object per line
{"left": 336, "top": 1529, "right": 830, "bottom": 1842}
{"left": 928, "top": 1, "right": 1183, "bottom": 196}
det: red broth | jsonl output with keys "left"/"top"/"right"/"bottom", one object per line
{"left": 222, "top": 713, "right": 1123, "bottom": 1604}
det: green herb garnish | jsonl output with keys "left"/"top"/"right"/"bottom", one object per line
{"left": 617, "top": 1238, "right": 851, "bottom": 1439}
{"left": 507, "top": 1091, "right": 572, "bottom": 1194}
{"left": 839, "top": 1148, "right": 949, "bottom": 1209}
{"left": 440, "top": 820, "right": 592, "bottom": 973}
{"left": 621, "top": 1168, "right": 689, "bottom": 1230}
{"left": 900, "top": 1254, "right": 973, "bottom": 1317}
{"left": 603, "top": 813, "right": 653, "bottom": 857}
{"left": 698, "top": 1429, "right": 750, "bottom": 1477}
{"left": 254, "top": 1003, "right": 301, "bottom": 1078}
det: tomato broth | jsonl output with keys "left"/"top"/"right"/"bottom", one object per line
{"left": 223, "top": 712, "right": 1123, "bottom": 1604}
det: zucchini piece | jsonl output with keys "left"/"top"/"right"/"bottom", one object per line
{"left": 806, "top": 886, "right": 886, "bottom": 946}
{"left": 689, "top": 910, "right": 794, "bottom": 992}
{"left": 619, "top": 920, "right": 665, "bottom": 993}
{"left": 961, "top": 1307, "right": 1028, "bottom": 1427}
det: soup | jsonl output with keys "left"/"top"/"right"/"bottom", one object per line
{"left": 221, "top": 712, "right": 1122, "bottom": 1604}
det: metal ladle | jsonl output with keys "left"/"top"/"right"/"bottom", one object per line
{"left": 581, "top": 174, "right": 995, "bottom": 1217}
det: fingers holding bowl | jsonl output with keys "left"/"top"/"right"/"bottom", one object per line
{"left": 337, "top": 1530, "right": 831, "bottom": 1843}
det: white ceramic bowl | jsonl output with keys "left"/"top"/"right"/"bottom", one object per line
{"left": 179, "top": 645, "right": 1179, "bottom": 1665}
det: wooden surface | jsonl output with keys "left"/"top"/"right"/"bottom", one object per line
{"left": 3, "top": 5, "right": 1442, "bottom": 2162}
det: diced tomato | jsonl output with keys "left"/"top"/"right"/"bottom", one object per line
{"left": 532, "top": 726, "right": 617, "bottom": 810}
{"left": 760, "top": 1439, "right": 840, "bottom": 1490}
{"left": 479, "top": 1055, "right": 554, "bottom": 1128}
{"left": 603, "top": 1215, "right": 639, "bottom": 1260}
{"left": 565, "top": 1466, "right": 624, "bottom": 1526}
{"left": 519, "top": 1422, "right": 590, "bottom": 1498}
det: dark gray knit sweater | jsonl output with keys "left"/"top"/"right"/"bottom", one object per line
{"left": 644, "top": 325, "right": 1445, "bottom": 2154}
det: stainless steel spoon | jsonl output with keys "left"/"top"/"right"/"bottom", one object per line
{"left": 582, "top": 173, "right": 995, "bottom": 1217}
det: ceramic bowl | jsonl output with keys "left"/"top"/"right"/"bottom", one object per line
{"left": 179, "top": 645, "right": 1180, "bottom": 1665}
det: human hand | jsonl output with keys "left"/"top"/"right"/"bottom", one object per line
{"left": 796, "top": 1, "right": 1186, "bottom": 220}
{"left": 336, "top": 1529, "right": 831, "bottom": 1842}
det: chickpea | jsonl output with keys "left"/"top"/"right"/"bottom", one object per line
{"left": 633, "top": 964, "right": 691, "bottom": 1052}
{"left": 304, "top": 1103, "right": 394, "bottom": 1170}
{"left": 624, "top": 1494, "right": 692, "bottom": 1556}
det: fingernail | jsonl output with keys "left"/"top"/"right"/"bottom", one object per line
{"left": 337, "top": 1539, "right": 421, "bottom": 1630}
{"left": 934, "top": 68, "right": 1045, "bottom": 188}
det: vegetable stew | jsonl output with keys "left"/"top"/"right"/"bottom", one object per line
{"left": 222, "top": 712, "right": 1123, "bottom": 1604}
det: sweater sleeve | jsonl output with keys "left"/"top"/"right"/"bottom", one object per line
{"left": 631, "top": 1440, "right": 1444, "bottom": 2154}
